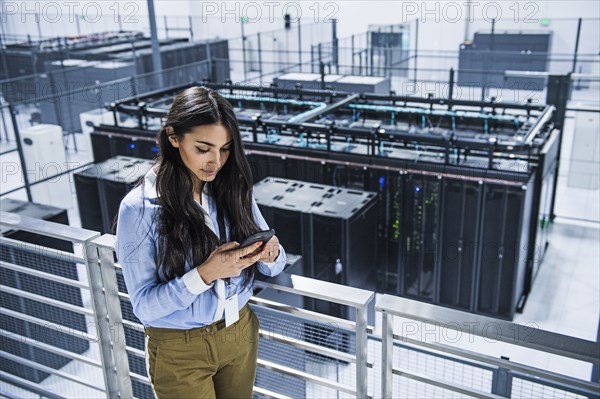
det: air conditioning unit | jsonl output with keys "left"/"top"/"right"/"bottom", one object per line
{"left": 20, "top": 124, "right": 72, "bottom": 208}
{"left": 79, "top": 108, "right": 114, "bottom": 163}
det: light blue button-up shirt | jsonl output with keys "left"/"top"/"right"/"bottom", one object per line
{"left": 116, "top": 168, "right": 286, "bottom": 328}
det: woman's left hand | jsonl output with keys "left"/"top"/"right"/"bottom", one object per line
{"left": 257, "top": 235, "right": 280, "bottom": 263}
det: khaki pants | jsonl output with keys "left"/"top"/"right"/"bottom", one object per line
{"left": 145, "top": 305, "right": 260, "bottom": 399}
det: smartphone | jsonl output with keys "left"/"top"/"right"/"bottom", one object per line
{"left": 238, "top": 229, "right": 276, "bottom": 250}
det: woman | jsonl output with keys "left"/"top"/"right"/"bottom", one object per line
{"left": 116, "top": 86, "right": 286, "bottom": 398}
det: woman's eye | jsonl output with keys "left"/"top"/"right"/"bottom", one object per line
{"left": 196, "top": 148, "right": 209, "bottom": 153}
{"left": 221, "top": 147, "right": 231, "bottom": 152}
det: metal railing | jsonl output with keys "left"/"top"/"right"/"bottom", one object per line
{"left": 0, "top": 210, "right": 375, "bottom": 398}
{"left": 377, "top": 294, "right": 600, "bottom": 399}
{"left": 1, "top": 210, "right": 599, "bottom": 398}
{"left": 0, "top": 211, "right": 106, "bottom": 397}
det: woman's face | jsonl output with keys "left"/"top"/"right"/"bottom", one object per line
{"left": 168, "top": 123, "right": 233, "bottom": 187}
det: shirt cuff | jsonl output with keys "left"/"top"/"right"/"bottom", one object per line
{"left": 262, "top": 244, "right": 283, "bottom": 270}
{"left": 182, "top": 268, "right": 214, "bottom": 295}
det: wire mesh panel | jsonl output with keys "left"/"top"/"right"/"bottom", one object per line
{"left": 511, "top": 377, "right": 590, "bottom": 399}
{"left": 392, "top": 344, "right": 494, "bottom": 398}
{"left": 114, "top": 266, "right": 154, "bottom": 399}
{"left": 377, "top": 294, "right": 600, "bottom": 399}
{"left": 0, "top": 208, "right": 105, "bottom": 398}
{"left": 253, "top": 303, "right": 358, "bottom": 398}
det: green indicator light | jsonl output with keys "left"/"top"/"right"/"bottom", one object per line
{"left": 540, "top": 18, "right": 550, "bottom": 27}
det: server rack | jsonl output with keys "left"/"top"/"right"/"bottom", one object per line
{"left": 436, "top": 179, "right": 483, "bottom": 312}
{"left": 477, "top": 179, "right": 534, "bottom": 318}
{"left": 253, "top": 177, "right": 378, "bottom": 322}
{"left": 398, "top": 174, "right": 442, "bottom": 303}
{"left": 2, "top": 34, "right": 230, "bottom": 108}
{"left": 74, "top": 156, "right": 154, "bottom": 234}
{"left": 1, "top": 32, "right": 145, "bottom": 103}
{"left": 38, "top": 61, "right": 138, "bottom": 133}
{"left": 458, "top": 31, "right": 552, "bottom": 89}
{"left": 274, "top": 73, "right": 391, "bottom": 93}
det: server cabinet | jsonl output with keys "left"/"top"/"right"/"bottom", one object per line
{"left": 458, "top": 32, "right": 551, "bottom": 89}
{"left": 377, "top": 172, "right": 404, "bottom": 295}
{"left": 477, "top": 180, "right": 534, "bottom": 319}
{"left": 90, "top": 131, "right": 158, "bottom": 164}
{"left": 399, "top": 174, "right": 442, "bottom": 302}
{"left": 254, "top": 178, "right": 314, "bottom": 259}
{"left": 74, "top": 156, "right": 153, "bottom": 234}
{"left": 38, "top": 61, "right": 137, "bottom": 133}
{"left": 526, "top": 128, "right": 561, "bottom": 294}
{"left": 253, "top": 178, "right": 377, "bottom": 320}
{"left": 437, "top": 179, "right": 483, "bottom": 311}
{"left": 310, "top": 190, "right": 378, "bottom": 319}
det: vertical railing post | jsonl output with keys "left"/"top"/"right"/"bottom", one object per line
{"left": 257, "top": 32, "right": 263, "bottom": 85}
{"left": 332, "top": 19, "right": 339, "bottom": 74}
{"left": 491, "top": 357, "right": 513, "bottom": 397}
{"left": 381, "top": 310, "right": 394, "bottom": 398}
{"left": 355, "top": 299, "right": 371, "bottom": 398}
{"left": 75, "top": 13, "right": 81, "bottom": 35}
{"left": 318, "top": 42, "right": 323, "bottom": 72}
{"left": 94, "top": 236, "right": 133, "bottom": 398}
{"left": 7, "top": 104, "right": 32, "bottom": 202}
{"left": 241, "top": 21, "right": 247, "bottom": 82}
{"left": 413, "top": 18, "right": 419, "bottom": 85}
{"left": 83, "top": 237, "right": 121, "bottom": 398}
{"left": 297, "top": 17, "right": 302, "bottom": 69}
{"left": 351, "top": 34, "right": 355, "bottom": 75}
{"left": 571, "top": 18, "right": 582, "bottom": 74}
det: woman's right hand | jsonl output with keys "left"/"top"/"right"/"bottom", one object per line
{"left": 196, "top": 241, "right": 264, "bottom": 284}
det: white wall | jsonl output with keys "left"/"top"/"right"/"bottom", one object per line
{"left": 329, "top": 0, "right": 599, "bottom": 39}
{"left": 2, "top": 0, "right": 597, "bottom": 80}
{"left": 4, "top": 1, "right": 597, "bottom": 45}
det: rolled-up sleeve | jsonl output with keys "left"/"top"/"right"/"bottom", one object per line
{"left": 251, "top": 197, "right": 286, "bottom": 277}
{"left": 116, "top": 201, "right": 212, "bottom": 323}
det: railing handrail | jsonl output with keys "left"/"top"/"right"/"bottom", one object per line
{"left": 376, "top": 294, "right": 600, "bottom": 365}
{"left": 0, "top": 211, "right": 99, "bottom": 243}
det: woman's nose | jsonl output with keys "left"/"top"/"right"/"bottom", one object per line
{"left": 206, "top": 151, "right": 220, "bottom": 168}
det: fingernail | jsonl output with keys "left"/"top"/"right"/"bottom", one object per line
{"left": 256, "top": 242, "right": 263, "bottom": 246}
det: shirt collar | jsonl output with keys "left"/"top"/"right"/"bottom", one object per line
{"left": 143, "top": 167, "right": 160, "bottom": 199}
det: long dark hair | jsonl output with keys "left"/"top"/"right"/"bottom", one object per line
{"left": 155, "top": 86, "right": 259, "bottom": 286}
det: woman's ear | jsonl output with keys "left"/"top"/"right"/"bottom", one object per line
{"left": 168, "top": 134, "right": 179, "bottom": 148}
